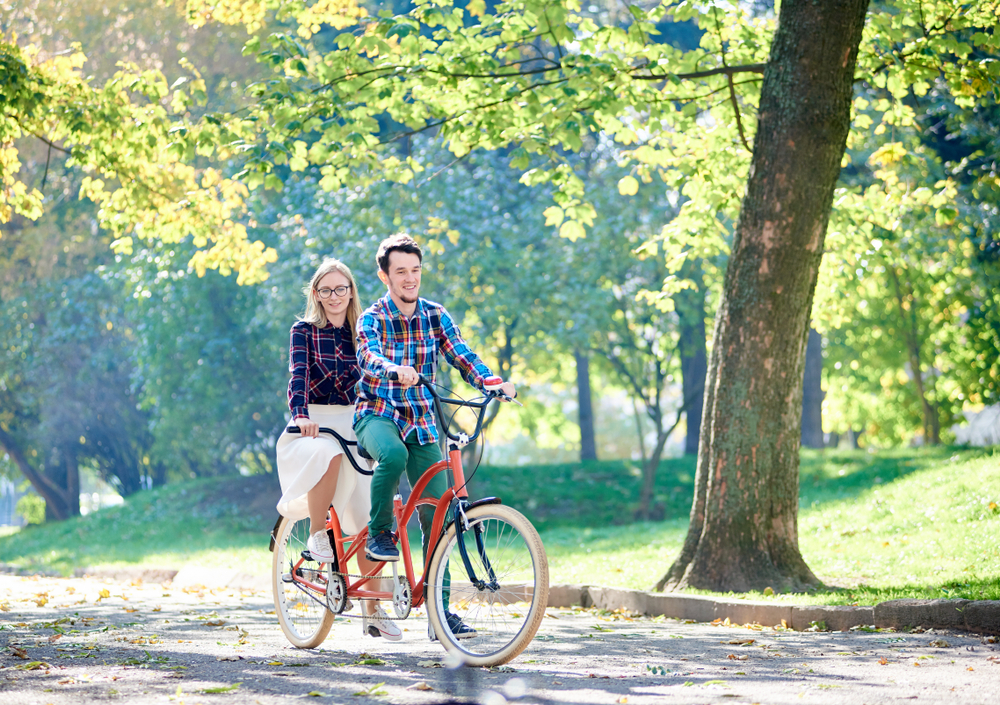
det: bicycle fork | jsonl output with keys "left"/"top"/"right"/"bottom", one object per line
{"left": 452, "top": 499, "right": 500, "bottom": 592}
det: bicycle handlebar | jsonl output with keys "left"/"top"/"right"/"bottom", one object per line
{"left": 386, "top": 370, "right": 515, "bottom": 447}
{"left": 285, "top": 372, "right": 514, "bottom": 458}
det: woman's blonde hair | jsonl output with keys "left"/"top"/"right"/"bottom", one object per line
{"left": 301, "top": 258, "right": 363, "bottom": 340}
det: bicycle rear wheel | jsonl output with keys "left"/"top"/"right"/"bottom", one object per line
{"left": 426, "top": 504, "right": 549, "bottom": 666}
{"left": 272, "top": 515, "right": 334, "bottom": 648}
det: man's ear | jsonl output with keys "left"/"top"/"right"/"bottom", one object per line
{"left": 377, "top": 268, "right": 388, "bottom": 286}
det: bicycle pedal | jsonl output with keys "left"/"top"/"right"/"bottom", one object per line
{"left": 281, "top": 573, "right": 294, "bottom": 583}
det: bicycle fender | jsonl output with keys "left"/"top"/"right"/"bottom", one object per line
{"left": 442, "top": 497, "right": 502, "bottom": 533}
{"left": 268, "top": 515, "right": 283, "bottom": 552}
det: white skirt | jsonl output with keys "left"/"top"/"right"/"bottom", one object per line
{"left": 275, "top": 404, "right": 372, "bottom": 535}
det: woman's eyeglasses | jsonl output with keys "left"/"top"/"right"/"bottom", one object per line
{"left": 317, "top": 285, "right": 350, "bottom": 299}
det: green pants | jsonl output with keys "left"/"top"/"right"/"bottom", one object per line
{"left": 355, "top": 414, "right": 451, "bottom": 609}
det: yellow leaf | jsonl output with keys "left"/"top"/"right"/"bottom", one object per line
{"left": 618, "top": 175, "right": 639, "bottom": 196}
{"left": 467, "top": 0, "right": 486, "bottom": 16}
{"left": 559, "top": 220, "right": 586, "bottom": 241}
{"left": 98, "top": 589, "right": 110, "bottom": 600}
{"left": 543, "top": 206, "right": 564, "bottom": 227}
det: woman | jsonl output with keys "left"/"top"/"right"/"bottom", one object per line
{"left": 275, "top": 258, "right": 401, "bottom": 641}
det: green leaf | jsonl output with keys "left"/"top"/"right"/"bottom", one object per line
{"left": 935, "top": 207, "right": 958, "bottom": 226}
{"left": 201, "top": 683, "right": 241, "bottom": 693}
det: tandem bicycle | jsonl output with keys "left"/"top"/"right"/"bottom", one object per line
{"left": 268, "top": 374, "right": 549, "bottom": 666}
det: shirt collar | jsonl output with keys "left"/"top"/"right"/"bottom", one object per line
{"left": 382, "top": 294, "right": 427, "bottom": 321}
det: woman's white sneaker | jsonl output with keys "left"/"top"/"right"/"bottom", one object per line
{"left": 363, "top": 605, "right": 402, "bottom": 641}
{"left": 306, "top": 531, "right": 335, "bottom": 563}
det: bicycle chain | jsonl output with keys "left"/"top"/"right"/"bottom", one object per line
{"left": 305, "top": 568, "right": 414, "bottom": 622}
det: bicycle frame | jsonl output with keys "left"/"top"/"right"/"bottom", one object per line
{"left": 284, "top": 377, "right": 511, "bottom": 610}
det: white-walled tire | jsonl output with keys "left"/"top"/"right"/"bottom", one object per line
{"left": 272, "top": 515, "right": 334, "bottom": 648}
{"left": 426, "top": 505, "right": 548, "bottom": 666}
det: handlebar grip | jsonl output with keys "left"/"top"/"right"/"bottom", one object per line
{"left": 386, "top": 369, "right": 430, "bottom": 386}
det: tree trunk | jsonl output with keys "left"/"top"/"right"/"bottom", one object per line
{"left": 636, "top": 428, "right": 670, "bottom": 521}
{"left": 0, "top": 427, "right": 73, "bottom": 521}
{"left": 677, "top": 281, "right": 708, "bottom": 456}
{"left": 801, "top": 328, "right": 824, "bottom": 448}
{"left": 574, "top": 349, "right": 598, "bottom": 461}
{"left": 657, "top": 0, "right": 869, "bottom": 593}
{"left": 889, "top": 265, "right": 940, "bottom": 444}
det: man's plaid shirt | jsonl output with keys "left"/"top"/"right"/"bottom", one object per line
{"left": 353, "top": 295, "right": 493, "bottom": 444}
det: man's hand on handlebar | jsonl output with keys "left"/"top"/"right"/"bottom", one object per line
{"left": 498, "top": 381, "right": 517, "bottom": 400}
{"left": 388, "top": 364, "right": 420, "bottom": 389}
{"left": 296, "top": 418, "right": 320, "bottom": 438}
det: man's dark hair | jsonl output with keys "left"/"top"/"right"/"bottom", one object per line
{"left": 376, "top": 233, "right": 423, "bottom": 273}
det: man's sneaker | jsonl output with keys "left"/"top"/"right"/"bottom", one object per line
{"left": 306, "top": 531, "right": 335, "bottom": 563}
{"left": 428, "top": 611, "right": 478, "bottom": 642}
{"left": 365, "top": 531, "right": 399, "bottom": 562}
{"left": 363, "top": 605, "right": 402, "bottom": 641}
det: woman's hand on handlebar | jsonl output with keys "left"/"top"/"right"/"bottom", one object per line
{"left": 296, "top": 418, "right": 319, "bottom": 438}
{"left": 387, "top": 365, "right": 420, "bottom": 389}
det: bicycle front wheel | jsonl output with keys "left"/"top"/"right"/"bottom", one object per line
{"left": 426, "top": 504, "right": 549, "bottom": 666}
{"left": 272, "top": 515, "right": 334, "bottom": 648}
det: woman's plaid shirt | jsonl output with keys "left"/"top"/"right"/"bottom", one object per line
{"left": 287, "top": 320, "right": 360, "bottom": 419}
{"left": 354, "top": 295, "right": 493, "bottom": 444}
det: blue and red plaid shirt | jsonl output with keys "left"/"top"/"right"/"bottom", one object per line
{"left": 354, "top": 295, "right": 493, "bottom": 444}
{"left": 287, "top": 321, "right": 360, "bottom": 420}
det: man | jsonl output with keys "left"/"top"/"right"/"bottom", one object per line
{"left": 353, "top": 233, "right": 516, "bottom": 641}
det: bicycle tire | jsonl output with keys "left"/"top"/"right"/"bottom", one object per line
{"left": 426, "top": 504, "right": 549, "bottom": 666}
{"left": 272, "top": 515, "right": 334, "bottom": 648}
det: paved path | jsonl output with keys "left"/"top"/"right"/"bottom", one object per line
{"left": 2, "top": 574, "right": 998, "bottom": 704}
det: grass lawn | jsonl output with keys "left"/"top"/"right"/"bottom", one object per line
{"left": 1, "top": 446, "right": 997, "bottom": 606}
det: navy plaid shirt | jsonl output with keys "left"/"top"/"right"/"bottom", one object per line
{"left": 354, "top": 295, "right": 493, "bottom": 444}
{"left": 287, "top": 321, "right": 360, "bottom": 420}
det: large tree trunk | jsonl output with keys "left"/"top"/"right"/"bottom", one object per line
{"left": 656, "top": 0, "right": 870, "bottom": 593}
{"left": 677, "top": 281, "right": 708, "bottom": 455}
{"left": 801, "top": 328, "right": 825, "bottom": 448}
{"left": 574, "top": 350, "right": 598, "bottom": 461}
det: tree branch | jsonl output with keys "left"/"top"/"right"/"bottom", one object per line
{"left": 728, "top": 73, "right": 752, "bottom": 152}
{"left": 632, "top": 62, "right": 767, "bottom": 81}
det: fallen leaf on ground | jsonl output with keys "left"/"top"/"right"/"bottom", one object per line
{"left": 201, "top": 683, "right": 241, "bottom": 693}
{"left": 407, "top": 682, "right": 433, "bottom": 691}
{"left": 16, "top": 661, "right": 49, "bottom": 671}
{"left": 9, "top": 646, "right": 28, "bottom": 659}
{"left": 928, "top": 639, "right": 951, "bottom": 648}
{"left": 307, "top": 692, "right": 332, "bottom": 697}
